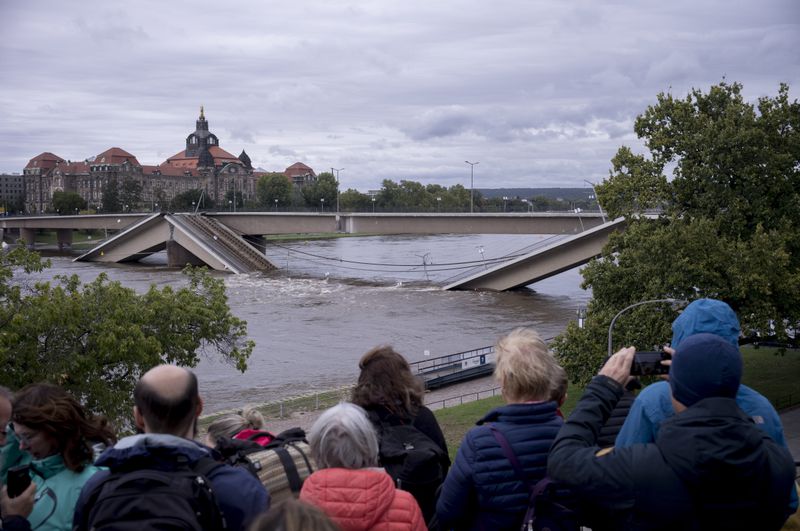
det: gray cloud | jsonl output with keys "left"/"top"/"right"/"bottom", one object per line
{"left": 0, "top": 0, "right": 797, "bottom": 189}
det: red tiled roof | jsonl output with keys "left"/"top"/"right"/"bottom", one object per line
{"left": 143, "top": 164, "right": 197, "bottom": 177}
{"left": 93, "top": 147, "right": 141, "bottom": 166}
{"left": 285, "top": 162, "right": 316, "bottom": 177}
{"left": 25, "top": 152, "right": 66, "bottom": 170}
{"left": 164, "top": 146, "right": 240, "bottom": 168}
{"left": 54, "top": 161, "right": 90, "bottom": 174}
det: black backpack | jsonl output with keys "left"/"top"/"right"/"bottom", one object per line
{"left": 489, "top": 425, "right": 580, "bottom": 531}
{"left": 369, "top": 411, "right": 447, "bottom": 526}
{"left": 80, "top": 454, "right": 227, "bottom": 531}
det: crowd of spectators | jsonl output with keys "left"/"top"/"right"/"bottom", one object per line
{"left": 0, "top": 298, "right": 797, "bottom": 530}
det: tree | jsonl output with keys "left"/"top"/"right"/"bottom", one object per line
{"left": 256, "top": 173, "right": 291, "bottom": 209}
{"left": 552, "top": 82, "right": 800, "bottom": 384}
{"left": 339, "top": 188, "right": 372, "bottom": 211}
{"left": 0, "top": 247, "right": 254, "bottom": 428}
{"left": 120, "top": 177, "right": 143, "bottom": 211}
{"left": 52, "top": 191, "right": 87, "bottom": 214}
{"left": 171, "top": 189, "right": 213, "bottom": 211}
{"left": 301, "top": 172, "right": 337, "bottom": 208}
{"left": 101, "top": 178, "right": 121, "bottom": 213}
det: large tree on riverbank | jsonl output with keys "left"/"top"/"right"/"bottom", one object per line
{"left": 552, "top": 82, "right": 800, "bottom": 384}
{"left": 0, "top": 247, "right": 254, "bottom": 428}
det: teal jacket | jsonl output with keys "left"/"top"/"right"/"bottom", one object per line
{"left": 3, "top": 433, "right": 102, "bottom": 531}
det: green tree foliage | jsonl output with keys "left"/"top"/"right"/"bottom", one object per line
{"left": 101, "top": 178, "right": 121, "bottom": 213}
{"left": 553, "top": 82, "right": 800, "bottom": 384}
{"left": 120, "top": 178, "right": 143, "bottom": 211}
{"left": 301, "top": 172, "right": 338, "bottom": 208}
{"left": 339, "top": 188, "right": 373, "bottom": 211}
{"left": 51, "top": 191, "right": 87, "bottom": 215}
{"left": 256, "top": 173, "right": 292, "bottom": 208}
{"left": 171, "top": 189, "right": 214, "bottom": 211}
{"left": 0, "top": 247, "right": 254, "bottom": 427}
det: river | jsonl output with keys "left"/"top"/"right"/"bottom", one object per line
{"left": 19, "top": 233, "right": 591, "bottom": 414}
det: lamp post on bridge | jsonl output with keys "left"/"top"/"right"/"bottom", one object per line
{"left": 584, "top": 179, "right": 606, "bottom": 223}
{"left": 331, "top": 167, "right": 344, "bottom": 214}
{"left": 320, "top": 197, "right": 325, "bottom": 213}
{"left": 436, "top": 196, "right": 441, "bottom": 213}
{"left": 465, "top": 160, "right": 479, "bottom": 213}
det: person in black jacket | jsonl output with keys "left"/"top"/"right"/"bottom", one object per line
{"left": 548, "top": 333, "right": 795, "bottom": 530}
{"left": 351, "top": 345, "right": 449, "bottom": 525}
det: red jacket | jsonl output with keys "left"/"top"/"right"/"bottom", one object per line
{"left": 300, "top": 468, "right": 426, "bottom": 531}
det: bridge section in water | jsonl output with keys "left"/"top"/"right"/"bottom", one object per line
{"left": 2, "top": 211, "right": 626, "bottom": 290}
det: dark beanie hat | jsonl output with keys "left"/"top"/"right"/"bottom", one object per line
{"left": 669, "top": 333, "right": 742, "bottom": 407}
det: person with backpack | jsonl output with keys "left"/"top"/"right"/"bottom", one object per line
{"left": 4, "top": 384, "right": 116, "bottom": 531}
{"left": 204, "top": 407, "right": 275, "bottom": 448}
{"left": 351, "top": 345, "right": 449, "bottom": 526}
{"left": 299, "top": 402, "right": 426, "bottom": 531}
{"left": 435, "top": 328, "right": 566, "bottom": 531}
{"left": 73, "top": 364, "right": 269, "bottom": 531}
{"left": 548, "top": 334, "right": 795, "bottom": 530}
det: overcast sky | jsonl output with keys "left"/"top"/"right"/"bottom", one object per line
{"left": 1, "top": 1, "right": 797, "bottom": 191}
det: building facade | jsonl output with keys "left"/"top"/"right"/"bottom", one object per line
{"left": 22, "top": 109, "right": 315, "bottom": 213}
{"left": 0, "top": 173, "right": 25, "bottom": 214}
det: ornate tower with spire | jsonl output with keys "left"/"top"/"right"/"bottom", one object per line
{"left": 185, "top": 106, "right": 219, "bottom": 159}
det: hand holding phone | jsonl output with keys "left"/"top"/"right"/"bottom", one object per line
{"left": 6, "top": 464, "right": 32, "bottom": 498}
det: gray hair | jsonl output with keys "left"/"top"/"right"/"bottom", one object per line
{"left": 495, "top": 327, "right": 564, "bottom": 403}
{"left": 308, "top": 402, "right": 379, "bottom": 470}
{"left": 206, "top": 406, "right": 265, "bottom": 441}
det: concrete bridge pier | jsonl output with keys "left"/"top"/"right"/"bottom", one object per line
{"left": 20, "top": 228, "right": 37, "bottom": 249}
{"left": 57, "top": 229, "right": 73, "bottom": 251}
{"left": 166, "top": 240, "right": 206, "bottom": 268}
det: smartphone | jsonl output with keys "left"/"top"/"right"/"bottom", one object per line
{"left": 631, "top": 351, "right": 671, "bottom": 376}
{"left": 6, "top": 464, "right": 31, "bottom": 498}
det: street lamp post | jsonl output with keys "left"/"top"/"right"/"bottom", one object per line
{"left": 228, "top": 200, "right": 232, "bottom": 212}
{"left": 331, "top": 167, "right": 344, "bottom": 214}
{"left": 502, "top": 196, "right": 509, "bottom": 212}
{"left": 436, "top": 196, "right": 441, "bottom": 213}
{"left": 465, "top": 161, "right": 479, "bottom": 213}
{"left": 584, "top": 179, "right": 606, "bottom": 223}
{"left": 477, "top": 245, "right": 487, "bottom": 269}
{"left": 320, "top": 198, "right": 325, "bottom": 213}
{"left": 274, "top": 198, "right": 278, "bottom": 212}
{"left": 371, "top": 197, "right": 376, "bottom": 213}
{"left": 607, "top": 298, "right": 688, "bottom": 358}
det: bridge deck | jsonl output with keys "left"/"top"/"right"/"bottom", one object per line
{"left": 443, "top": 217, "right": 627, "bottom": 291}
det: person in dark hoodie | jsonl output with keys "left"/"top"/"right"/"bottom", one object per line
{"left": 548, "top": 333, "right": 795, "bottom": 530}
{"left": 615, "top": 297, "right": 797, "bottom": 512}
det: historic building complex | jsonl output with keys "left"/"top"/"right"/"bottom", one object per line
{"left": 22, "top": 109, "right": 316, "bottom": 213}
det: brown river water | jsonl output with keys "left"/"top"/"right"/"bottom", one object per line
{"left": 22, "top": 233, "right": 591, "bottom": 413}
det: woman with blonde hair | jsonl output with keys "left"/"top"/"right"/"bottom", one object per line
{"left": 436, "top": 328, "right": 565, "bottom": 530}
{"left": 204, "top": 406, "right": 273, "bottom": 447}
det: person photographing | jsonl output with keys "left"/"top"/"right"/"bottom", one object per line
{"left": 548, "top": 333, "right": 795, "bottom": 530}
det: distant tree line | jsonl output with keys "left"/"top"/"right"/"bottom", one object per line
{"left": 87, "top": 172, "right": 601, "bottom": 214}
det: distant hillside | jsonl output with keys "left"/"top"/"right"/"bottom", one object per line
{"left": 477, "top": 188, "right": 593, "bottom": 200}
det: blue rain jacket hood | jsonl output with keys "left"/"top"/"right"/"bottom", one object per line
{"left": 671, "top": 299, "right": 740, "bottom": 349}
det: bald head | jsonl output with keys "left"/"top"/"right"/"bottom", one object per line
{"left": 134, "top": 365, "right": 201, "bottom": 437}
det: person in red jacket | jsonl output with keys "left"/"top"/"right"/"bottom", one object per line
{"left": 299, "top": 402, "right": 426, "bottom": 531}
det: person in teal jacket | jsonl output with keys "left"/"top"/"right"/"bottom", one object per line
{"left": 8, "top": 384, "right": 115, "bottom": 531}
{"left": 615, "top": 298, "right": 798, "bottom": 512}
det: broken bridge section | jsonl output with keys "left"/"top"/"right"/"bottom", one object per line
{"left": 73, "top": 213, "right": 276, "bottom": 274}
{"left": 443, "top": 217, "right": 627, "bottom": 291}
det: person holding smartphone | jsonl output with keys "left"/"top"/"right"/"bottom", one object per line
{"left": 1, "top": 481, "right": 36, "bottom": 531}
{"left": 8, "top": 384, "right": 115, "bottom": 531}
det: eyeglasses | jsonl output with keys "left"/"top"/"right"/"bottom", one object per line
{"left": 9, "top": 424, "right": 40, "bottom": 446}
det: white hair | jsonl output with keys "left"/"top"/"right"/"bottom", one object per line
{"left": 308, "top": 402, "right": 379, "bottom": 470}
